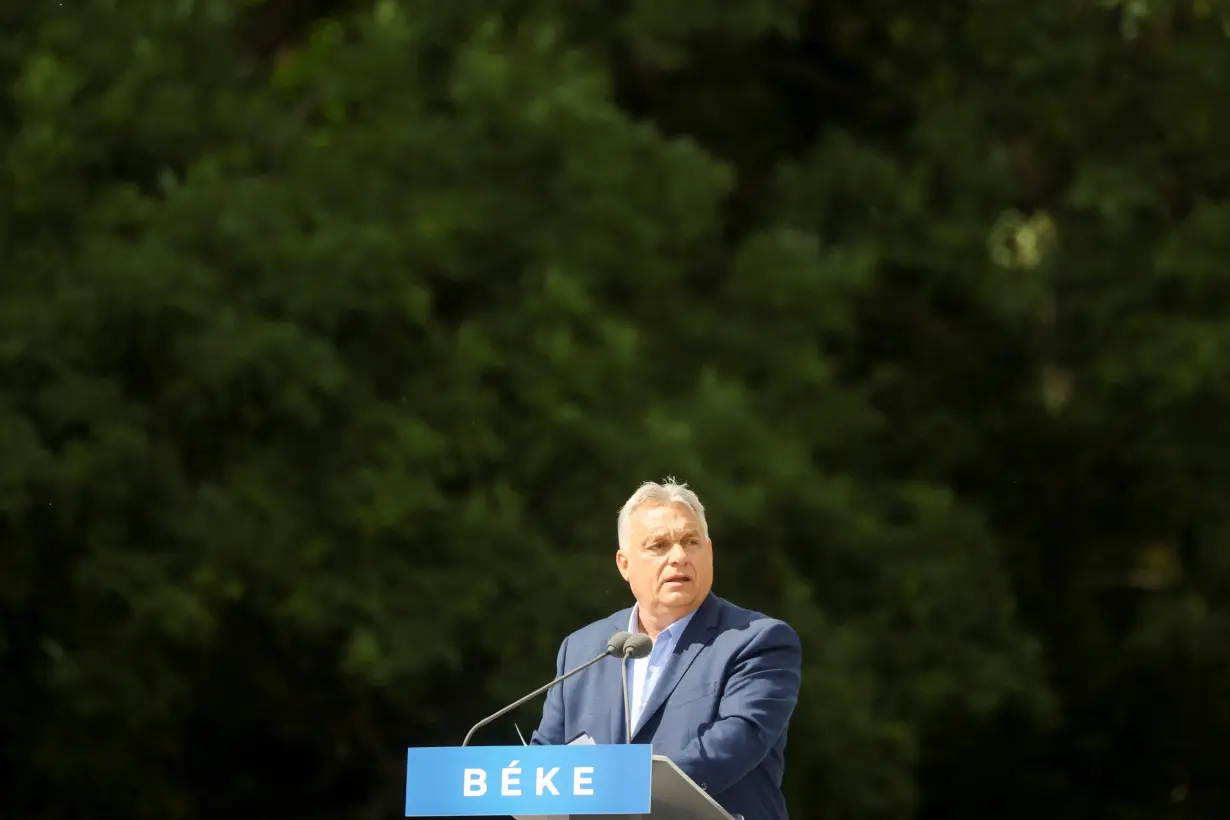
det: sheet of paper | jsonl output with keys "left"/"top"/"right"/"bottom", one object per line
{"left": 567, "top": 732, "right": 596, "bottom": 745}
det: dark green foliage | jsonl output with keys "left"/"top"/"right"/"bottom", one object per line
{"left": 2, "top": 1, "right": 1227, "bottom": 818}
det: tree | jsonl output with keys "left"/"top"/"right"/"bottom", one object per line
{"left": 4, "top": 1, "right": 1227, "bottom": 819}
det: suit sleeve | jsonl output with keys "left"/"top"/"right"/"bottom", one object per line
{"left": 529, "top": 636, "right": 569, "bottom": 745}
{"left": 670, "top": 620, "right": 802, "bottom": 793}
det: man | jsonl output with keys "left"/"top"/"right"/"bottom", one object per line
{"left": 531, "top": 479, "right": 803, "bottom": 820}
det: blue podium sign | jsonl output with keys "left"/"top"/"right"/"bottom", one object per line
{"left": 405, "top": 744, "right": 653, "bottom": 816}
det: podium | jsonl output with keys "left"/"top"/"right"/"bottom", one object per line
{"left": 405, "top": 745, "right": 736, "bottom": 820}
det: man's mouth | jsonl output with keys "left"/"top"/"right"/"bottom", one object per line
{"left": 664, "top": 575, "right": 690, "bottom": 585}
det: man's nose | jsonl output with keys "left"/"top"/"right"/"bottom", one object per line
{"left": 667, "top": 543, "right": 688, "bottom": 563}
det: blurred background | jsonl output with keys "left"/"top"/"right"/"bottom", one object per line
{"left": 2, "top": 0, "right": 1229, "bottom": 818}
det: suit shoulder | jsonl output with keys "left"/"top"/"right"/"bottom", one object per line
{"left": 713, "top": 595, "right": 801, "bottom": 644}
{"left": 557, "top": 608, "right": 631, "bottom": 650}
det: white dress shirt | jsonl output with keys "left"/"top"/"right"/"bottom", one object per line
{"left": 625, "top": 604, "right": 698, "bottom": 736}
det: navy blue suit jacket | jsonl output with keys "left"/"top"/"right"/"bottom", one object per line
{"left": 530, "top": 593, "right": 802, "bottom": 820}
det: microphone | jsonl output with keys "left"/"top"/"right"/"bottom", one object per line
{"left": 620, "top": 633, "right": 653, "bottom": 743}
{"left": 461, "top": 631, "right": 633, "bottom": 746}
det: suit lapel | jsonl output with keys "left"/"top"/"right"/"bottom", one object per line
{"left": 631, "top": 593, "right": 720, "bottom": 740}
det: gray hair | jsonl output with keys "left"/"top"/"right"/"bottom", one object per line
{"left": 616, "top": 477, "right": 709, "bottom": 549}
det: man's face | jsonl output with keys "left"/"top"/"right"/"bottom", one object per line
{"left": 616, "top": 502, "right": 713, "bottom": 619}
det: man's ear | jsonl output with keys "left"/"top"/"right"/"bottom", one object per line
{"left": 615, "top": 548, "right": 630, "bottom": 580}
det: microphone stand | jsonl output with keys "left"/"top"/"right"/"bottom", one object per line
{"left": 620, "top": 634, "right": 653, "bottom": 743}
{"left": 461, "top": 643, "right": 624, "bottom": 746}
{"left": 622, "top": 652, "right": 633, "bottom": 743}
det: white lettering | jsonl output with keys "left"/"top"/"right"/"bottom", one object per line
{"left": 501, "top": 760, "right": 522, "bottom": 797}
{"left": 573, "top": 766, "right": 594, "bottom": 796}
{"left": 536, "top": 767, "right": 560, "bottom": 796}
{"left": 463, "top": 768, "right": 487, "bottom": 796}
